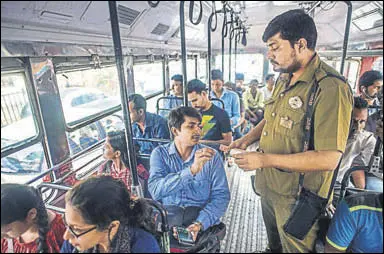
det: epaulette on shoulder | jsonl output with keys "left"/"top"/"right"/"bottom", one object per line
{"left": 314, "top": 67, "right": 346, "bottom": 84}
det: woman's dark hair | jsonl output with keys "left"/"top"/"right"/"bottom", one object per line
{"left": 1, "top": 184, "right": 49, "bottom": 253}
{"left": 103, "top": 130, "right": 140, "bottom": 173}
{"left": 262, "top": 9, "right": 317, "bottom": 50}
{"left": 65, "top": 175, "right": 154, "bottom": 232}
{"left": 168, "top": 107, "right": 202, "bottom": 137}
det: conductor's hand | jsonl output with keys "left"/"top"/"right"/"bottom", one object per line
{"left": 228, "top": 137, "right": 249, "bottom": 151}
{"left": 233, "top": 152, "right": 265, "bottom": 171}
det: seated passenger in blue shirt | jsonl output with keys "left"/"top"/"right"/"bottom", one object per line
{"left": 149, "top": 107, "right": 230, "bottom": 241}
{"left": 160, "top": 74, "right": 184, "bottom": 118}
{"left": 210, "top": 69, "right": 241, "bottom": 131}
{"left": 187, "top": 79, "right": 232, "bottom": 151}
{"left": 60, "top": 176, "right": 160, "bottom": 253}
{"left": 325, "top": 192, "right": 383, "bottom": 253}
{"left": 128, "top": 94, "right": 170, "bottom": 155}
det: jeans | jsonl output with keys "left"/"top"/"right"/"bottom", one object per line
{"left": 366, "top": 175, "right": 383, "bottom": 192}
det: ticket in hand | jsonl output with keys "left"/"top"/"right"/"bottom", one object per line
{"left": 229, "top": 148, "right": 246, "bottom": 156}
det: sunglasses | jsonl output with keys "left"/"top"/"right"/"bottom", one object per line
{"left": 63, "top": 215, "right": 97, "bottom": 238}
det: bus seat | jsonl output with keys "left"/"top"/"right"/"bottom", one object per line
{"left": 145, "top": 198, "right": 171, "bottom": 253}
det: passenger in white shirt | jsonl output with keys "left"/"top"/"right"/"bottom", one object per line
{"left": 336, "top": 97, "right": 381, "bottom": 192}
{"left": 260, "top": 74, "right": 275, "bottom": 101}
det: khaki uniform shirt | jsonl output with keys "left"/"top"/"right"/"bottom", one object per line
{"left": 257, "top": 54, "right": 353, "bottom": 198}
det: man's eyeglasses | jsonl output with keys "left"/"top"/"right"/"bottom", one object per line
{"left": 63, "top": 216, "right": 97, "bottom": 238}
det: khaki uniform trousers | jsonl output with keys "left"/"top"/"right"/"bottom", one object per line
{"left": 260, "top": 188, "right": 319, "bottom": 253}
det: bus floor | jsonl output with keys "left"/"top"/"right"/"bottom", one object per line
{"left": 220, "top": 163, "right": 268, "bottom": 253}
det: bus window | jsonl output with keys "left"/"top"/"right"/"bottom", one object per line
{"left": 56, "top": 67, "right": 121, "bottom": 126}
{"left": 134, "top": 62, "right": 163, "bottom": 96}
{"left": 1, "top": 73, "right": 38, "bottom": 150}
{"left": 321, "top": 58, "right": 361, "bottom": 91}
{"left": 1, "top": 143, "right": 47, "bottom": 184}
{"left": 169, "top": 59, "right": 197, "bottom": 83}
{"left": 215, "top": 54, "right": 265, "bottom": 84}
{"left": 66, "top": 113, "right": 125, "bottom": 156}
{"left": 372, "top": 57, "right": 383, "bottom": 74}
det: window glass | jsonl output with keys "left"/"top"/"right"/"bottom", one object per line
{"left": 66, "top": 113, "right": 124, "bottom": 156}
{"left": 169, "top": 59, "right": 196, "bottom": 84}
{"left": 147, "top": 94, "right": 165, "bottom": 114}
{"left": 134, "top": 63, "right": 163, "bottom": 96}
{"left": 1, "top": 73, "right": 38, "bottom": 150}
{"left": 198, "top": 58, "right": 207, "bottom": 82}
{"left": 214, "top": 54, "right": 264, "bottom": 84}
{"left": 1, "top": 143, "right": 47, "bottom": 184}
{"left": 372, "top": 57, "right": 383, "bottom": 74}
{"left": 56, "top": 67, "right": 121, "bottom": 125}
{"left": 321, "top": 58, "right": 361, "bottom": 91}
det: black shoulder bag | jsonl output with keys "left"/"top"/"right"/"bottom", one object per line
{"left": 283, "top": 74, "right": 343, "bottom": 240}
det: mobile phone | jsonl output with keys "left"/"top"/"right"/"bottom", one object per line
{"left": 175, "top": 226, "right": 195, "bottom": 245}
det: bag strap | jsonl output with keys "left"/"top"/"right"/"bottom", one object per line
{"left": 298, "top": 73, "right": 346, "bottom": 200}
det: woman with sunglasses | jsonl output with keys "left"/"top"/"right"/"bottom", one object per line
{"left": 60, "top": 175, "right": 160, "bottom": 253}
{"left": 1, "top": 183, "right": 66, "bottom": 253}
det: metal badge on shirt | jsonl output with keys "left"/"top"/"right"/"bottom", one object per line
{"left": 288, "top": 96, "right": 303, "bottom": 109}
{"left": 279, "top": 116, "right": 294, "bottom": 129}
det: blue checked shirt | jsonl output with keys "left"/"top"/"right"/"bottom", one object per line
{"left": 149, "top": 142, "right": 230, "bottom": 230}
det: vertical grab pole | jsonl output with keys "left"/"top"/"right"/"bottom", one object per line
{"left": 229, "top": 29, "right": 232, "bottom": 82}
{"left": 180, "top": 1, "right": 188, "bottom": 106}
{"left": 234, "top": 30, "right": 239, "bottom": 77}
{"left": 221, "top": 13, "right": 226, "bottom": 80}
{"left": 340, "top": 1, "right": 352, "bottom": 76}
{"left": 108, "top": 1, "right": 142, "bottom": 197}
{"left": 194, "top": 55, "right": 198, "bottom": 79}
{"left": 208, "top": 12, "right": 214, "bottom": 98}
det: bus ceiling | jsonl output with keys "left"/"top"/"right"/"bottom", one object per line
{"left": 1, "top": 1, "right": 383, "bottom": 57}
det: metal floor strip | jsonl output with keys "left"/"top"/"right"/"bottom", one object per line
{"left": 220, "top": 165, "right": 268, "bottom": 253}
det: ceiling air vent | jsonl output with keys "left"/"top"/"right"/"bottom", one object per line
{"left": 117, "top": 4, "right": 141, "bottom": 26}
{"left": 151, "top": 23, "right": 170, "bottom": 35}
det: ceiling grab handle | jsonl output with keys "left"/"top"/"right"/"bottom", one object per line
{"left": 189, "top": 1, "right": 203, "bottom": 25}
{"left": 147, "top": 1, "right": 160, "bottom": 8}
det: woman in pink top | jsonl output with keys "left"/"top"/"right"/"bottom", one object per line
{"left": 98, "top": 130, "right": 149, "bottom": 196}
{"left": 1, "top": 184, "right": 66, "bottom": 253}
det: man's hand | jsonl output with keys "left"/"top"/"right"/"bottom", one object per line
{"left": 191, "top": 148, "right": 215, "bottom": 175}
{"left": 187, "top": 223, "right": 202, "bottom": 242}
{"left": 326, "top": 203, "right": 336, "bottom": 217}
{"left": 233, "top": 152, "right": 265, "bottom": 171}
{"left": 228, "top": 137, "right": 249, "bottom": 150}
